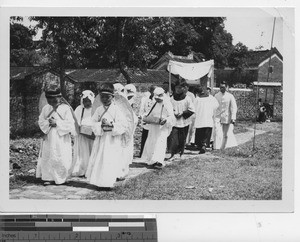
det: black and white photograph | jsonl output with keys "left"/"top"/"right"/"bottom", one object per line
{"left": 0, "top": 5, "right": 295, "bottom": 213}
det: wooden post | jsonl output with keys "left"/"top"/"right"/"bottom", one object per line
{"left": 210, "top": 62, "right": 215, "bottom": 88}
{"left": 168, "top": 63, "right": 172, "bottom": 96}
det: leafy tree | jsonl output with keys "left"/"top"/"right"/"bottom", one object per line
{"left": 10, "top": 49, "right": 43, "bottom": 66}
{"left": 227, "top": 42, "right": 249, "bottom": 70}
{"left": 10, "top": 23, "right": 36, "bottom": 49}
{"left": 10, "top": 21, "right": 42, "bottom": 66}
{"left": 30, "top": 17, "right": 102, "bottom": 96}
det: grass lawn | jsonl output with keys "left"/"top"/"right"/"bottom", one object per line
{"left": 10, "top": 121, "right": 282, "bottom": 200}
{"left": 85, "top": 122, "right": 282, "bottom": 200}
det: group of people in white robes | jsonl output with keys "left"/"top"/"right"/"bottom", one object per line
{"left": 36, "top": 80, "right": 238, "bottom": 188}
{"left": 37, "top": 82, "right": 137, "bottom": 189}
{"left": 138, "top": 80, "right": 238, "bottom": 166}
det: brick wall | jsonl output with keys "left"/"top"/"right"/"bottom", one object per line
{"left": 258, "top": 55, "right": 283, "bottom": 83}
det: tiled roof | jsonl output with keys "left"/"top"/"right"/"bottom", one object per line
{"left": 65, "top": 69, "right": 125, "bottom": 83}
{"left": 246, "top": 47, "right": 283, "bottom": 67}
{"left": 10, "top": 67, "right": 177, "bottom": 85}
{"left": 10, "top": 66, "right": 45, "bottom": 80}
{"left": 126, "top": 69, "right": 178, "bottom": 84}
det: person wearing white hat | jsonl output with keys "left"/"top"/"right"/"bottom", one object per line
{"left": 140, "top": 87, "right": 175, "bottom": 169}
{"left": 71, "top": 90, "right": 95, "bottom": 177}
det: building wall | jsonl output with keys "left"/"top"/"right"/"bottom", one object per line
{"left": 10, "top": 72, "right": 74, "bottom": 137}
{"left": 257, "top": 55, "right": 283, "bottom": 83}
{"left": 213, "top": 87, "right": 282, "bottom": 121}
{"left": 214, "top": 69, "right": 258, "bottom": 87}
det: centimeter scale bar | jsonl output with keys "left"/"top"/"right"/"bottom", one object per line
{"left": 0, "top": 215, "right": 157, "bottom": 242}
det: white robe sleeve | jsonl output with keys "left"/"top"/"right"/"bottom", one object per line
{"left": 139, "top": 97, "right": 146, "bottom": 118}
{"left": 111, "top": 107, "right": 126, "bottom": 136}
{"left": 91, "top": 108, "right": 104, "bottom": 136}
{"left": 38, "top": 106, "right": 51, "bottom": 134}
{"left": 56, "top": 106, "right": 75, "bottom": 136}
{"left": 74, "top": 106, "right": 83, "bottom": 126}
{"left": 163, "top": 99, "right": 176, "bottom": 133}
{"left": 187, "top": 96, "right": 195, "bottom": 113}
{"left": 230, "top": 94, "right": 237, "bottom": 120}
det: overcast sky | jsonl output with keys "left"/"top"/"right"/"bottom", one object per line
{"left": 224, "top": 16, "right": 283, "bottom": 53}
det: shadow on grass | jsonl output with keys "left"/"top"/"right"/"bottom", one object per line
{"left": 10, "top": 174, "right": 43, "bottom": 189}
{"left": 10, "top": 174, "right": 113, "bottom": 192}
{"left": 64, "top": 180, "right": 110, "bottom": 192}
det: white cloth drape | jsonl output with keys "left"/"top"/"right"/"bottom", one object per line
{"left": 167, "top": 60, "right": 214, "bottom": 80}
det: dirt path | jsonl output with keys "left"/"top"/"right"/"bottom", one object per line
{"left": 9, "top": 127, "right": 266, "bottom": 200}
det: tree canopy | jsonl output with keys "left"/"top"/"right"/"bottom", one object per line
{"left": 11, "top": 17, "right": 256, "bottom": 87}
{"left": 24, "top": 17, "right": 240, "bottom": 69}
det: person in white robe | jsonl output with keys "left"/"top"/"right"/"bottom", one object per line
{"left": 117, "top": 84, "right": 138, "bottom": 180}
{"left": 140, "top": 87, "right": 175, "bottom": 169}
{"left": 86, "top": 83, "right": 127, "bottom": 189}
{"left": 185, "top": 85, "right": 196, "bottom": 146}
{"left": 138, "top": 85, "right": 156, "bottom": 157}
{"left": 71, "top": 90, "right": 95, "bottom": 177}
{"left": 194, "top": 86, "right": 219, "bottom": 154}
{"left": 36, "top": 88, "right": 75, "bottom": 185}
{"left": 214, "top": 81, "right": 238, "bottom": 150}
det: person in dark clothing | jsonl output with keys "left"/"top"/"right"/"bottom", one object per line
{"left": 167, "top": 79, "right": 195, "bottom": 159}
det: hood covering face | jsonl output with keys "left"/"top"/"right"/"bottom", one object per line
{"left": 124, "top": 84, "right": 137, "bottom": 97}
{"left": 124, "top": 84, "right": 137, "bottom": 105}
{"left": 80, "top": 90, "right": 95, "bottom": 106}
{"left": 153, "top": 87, "right": 165, "bottom": 102}
{"left": 113, "top": 83, "right": 125, "bottom": 94}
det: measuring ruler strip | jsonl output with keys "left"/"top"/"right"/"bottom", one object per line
{"left": 0, "top": 215, "right": 157, "bottom": 241}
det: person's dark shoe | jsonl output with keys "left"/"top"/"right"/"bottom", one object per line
{"left": 199, "top": 146, "right": 206, "bottom": 154}
{"left": 97, "top": 187, "right": 113, "bottom": 191}
{"left": 153, "top": 162, "right": 163, "bottom": 169}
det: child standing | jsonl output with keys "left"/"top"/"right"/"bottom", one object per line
{"left": 71, "top": 90, "right": 95, "bottom": 177}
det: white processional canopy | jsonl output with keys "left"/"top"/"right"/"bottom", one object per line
{"left": 167, "top": 60, "right": 214, "bottom": 85}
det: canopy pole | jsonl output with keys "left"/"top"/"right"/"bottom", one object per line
{"left": 265, "top": 17, "right": 276, "bottom": 103}
{"left": 168, "top": 63, "right": 172, "bottom": 96}
{"left": 253, "top": 17, "right": 276, "bottom": 152}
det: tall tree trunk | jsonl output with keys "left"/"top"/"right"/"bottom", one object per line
{"left": 116, "top": 17, "right": 131, "bottom": 84}
{"left": 57, "top": 40, "right": 67, "bottom": 99}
